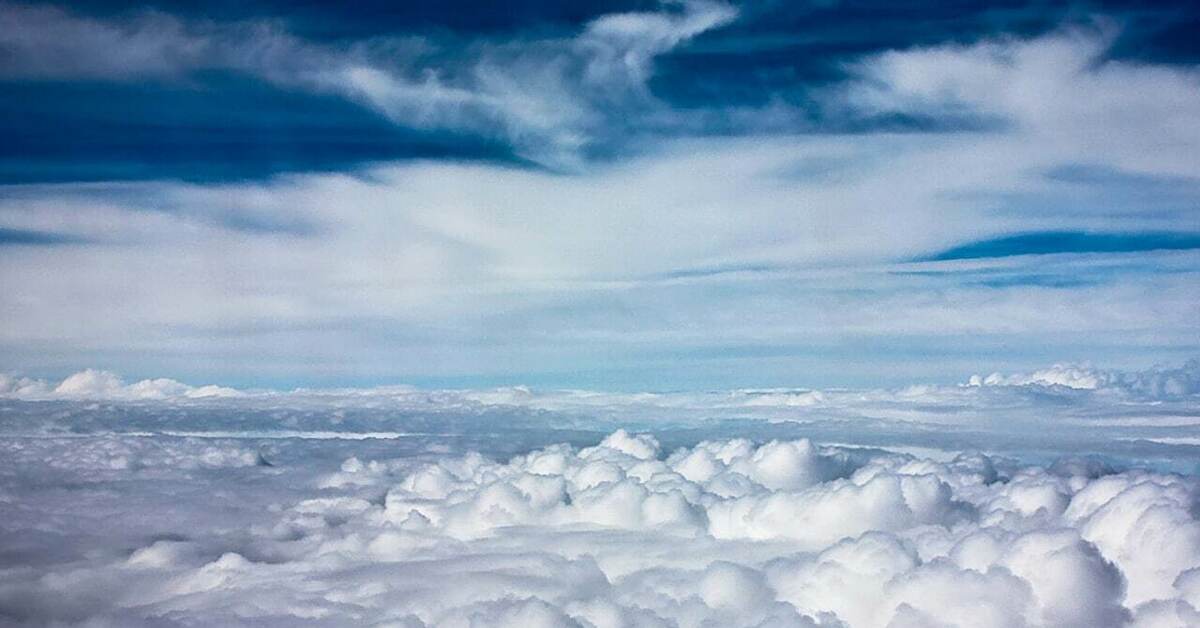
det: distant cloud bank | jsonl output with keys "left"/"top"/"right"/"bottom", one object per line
{"left": 5, "top": 359, "right": 1198, "bottom": 402}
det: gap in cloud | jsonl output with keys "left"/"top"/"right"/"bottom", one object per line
{"left": 0, "top": 226, "right": 92, "bottom": 246}
{"left": 0, "top": 78, "right": 523, "bottom": 184}
{"left": 923, "top": 231, "right": 1200, "bottom": 261}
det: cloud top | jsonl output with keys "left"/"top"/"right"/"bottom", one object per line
{"left": 4, "top": 428, "right": 1197, "bottom": 626}
{"left": 0, "top": 368, "right": 243, "bottom": 400}
{"left": 968, "top": 360, "right": 1200, "bottom": 397}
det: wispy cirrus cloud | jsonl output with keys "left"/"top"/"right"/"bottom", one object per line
{"left": 0, "top": 6, "right": 1198, "bottom": 387}
{"left": 0, "top": 0, "right": 737, "bottom": 166}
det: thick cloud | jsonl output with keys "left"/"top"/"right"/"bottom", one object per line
{"left": 8, "top": 368, "right": 242, "bottom": 400}
{"left": 2, "top": 426, "right": 1197, "bottom": 626}
{"left": 968, "top": 360, "right": 1200, "bottom": 398}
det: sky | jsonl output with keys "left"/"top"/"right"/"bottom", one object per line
{"left": 3, "top": 4, "right": 1200, "bottom": 622}
{"left": 1, "top": 0, "right": 1199, "bottom": 390}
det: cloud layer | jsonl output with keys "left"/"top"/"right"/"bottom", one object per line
{"left": 3, "top": 359, "right": 1198, "bottom": 625}
{"left": 3, "top": 358, "right": 1199, "bottom": 472}
{"left": 2, "top": 425, "right": 1198, "bottom": 626}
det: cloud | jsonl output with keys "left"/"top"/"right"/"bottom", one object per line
{"left": 1, "top": 152, "right": 1196, "bottom": 388}
{"left": 6, "top": 359, "right": 1199, "bottom": 407}
{"left": 3, "top": 434, "right": 262, "bottom": 471}
{"left": 2, "top": 5, "right": 1200, "bottom": 173}
{"left": 0, "top": 2, "right": 217, "bottom": 80}
{"left": 1, "top": 14, "right": 1199, "bottom": 387}
{"left": 20, "top": 368, "right": 242, "bottom": 400}
{"left": 0, "top": 372, "right": 50, "bottom": 397}
{"left": 968, "top": 359, "right": 1200, "bottom": 397}
{"left": 0, "top": 0, "right": 737, "bottom": 166}
{"left": 577, "top": 0, "right": 738, "bottom": 91}
{"left": 2, "top": 426, "right": 1197, "bottom": 626}
{"left": 2, "top": 359, "right": 1197, "bottom": 487}
{"left": 2, "top": 6, "right": 1198, "bottom": 625}
{"left": 831, "top": 22, "right": 1200, "bottom": 179}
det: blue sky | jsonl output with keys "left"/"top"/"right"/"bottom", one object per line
{"left": 0, "top": 0, "right": 1198, "bottom": 389}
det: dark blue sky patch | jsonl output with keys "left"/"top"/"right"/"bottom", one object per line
{"left": 0, "top": 227, "right": 91, "bottom": 246}
{"left": 0, "top": 1, "right": 1196, "bottom": 183}
{"left": 0, "top": 78, "right": 519, "bottom": 184}
{"left": 889, "top": 269, "right": 1100, "bottom": 289}
{"left": 926, "top": 231, "right": 1200, "bottom": 261}
{"left": 652, "top": 0, "right": 1077, "bottom": 107}
{"left": 61, "top": 0, "right": 658, "bottom": 39}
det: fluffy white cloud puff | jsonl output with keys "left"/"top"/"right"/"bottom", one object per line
{"left": 3, "top": 429, "right": 1197, "bottom": 626}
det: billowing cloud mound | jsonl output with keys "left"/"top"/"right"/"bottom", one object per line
{"left": 0, "top": 368, "right": 241, "bottom": 400}
{"left": 3, "top": 428, "right": 1197, "bottom": 626}
{"left": 968, "top": 360, "right": 1200, "bottom": 397}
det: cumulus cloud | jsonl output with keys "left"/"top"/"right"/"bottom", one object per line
{"left": 1, "top": 434, "right": 263, "bottom": 471}
{"left": 968, "top": 359, "right": 1200, "bottom": 397}
{"left": 0, "top": 368, "right": 242, "bottom": 400}
{"left": 0, "top": 373, "right": 50, "bottom": 397}
{"left": 2, "top": 427, "right": 1197, "bottom": 626}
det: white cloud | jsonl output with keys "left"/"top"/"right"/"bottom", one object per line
{"left": 1, "top": 12, "right": 1199, "bottom": 388}
{"left": 54, "top": 368, "right": 131, "bottom": 397}
{"left": 2, "top": 152, "right": 1196, "bottom": 386}
{"left": 968, "top": 360, "right": 1200, "bottom": 397}
{"left": 577, "top": 0, "right": 737, "bottom": 91}
{"left": 833, "top": 22, "right": 1200, "bottom": 179}
{"left": 1, "top": 362, "right": 1197, "bottom": 624}
{"left": 0, "top": 372, "right": 51, "bottom": 396}
{"left": 2, "top": 427, "right": 1197, "bottom": 626}
{"left": 19, "top": 368, "right": 242, "bottom": 400}
{"left": 0, "top": 0, "right": 737, "bottom": 165}
{"left": 3, "top": 434, "right": 262, "bottom": 471}
{"left": 5, "top": 359, "right": 1198, "bottom": 412}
